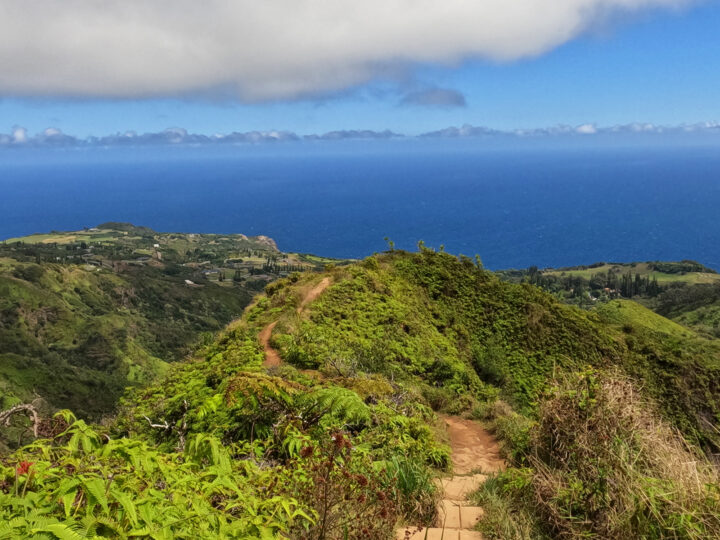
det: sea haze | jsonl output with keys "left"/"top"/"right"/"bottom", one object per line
{"left": 1, "top": 142, "right": 719, "bottom": 270}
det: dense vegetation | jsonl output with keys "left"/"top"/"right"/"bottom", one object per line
{"left": 0, "top": 224, "right": 342, "bottom": 449}
{"left": 501, "top": 260, "right": 716, "bottom": 300}
{"left": 2, "top": 245, "right": 719, "bottom": 538}
{"left": 265, "top": 250, "right": 720, "bottom": 451}
{"left": 653, "top": 282, "right": 720, "bottom": 338}
{"left": 1, "top": 323, "right": 448, "bottom": 538}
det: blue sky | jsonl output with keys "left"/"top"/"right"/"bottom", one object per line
{"left": 0, "top": 1, "right": 719, "bottom": 138}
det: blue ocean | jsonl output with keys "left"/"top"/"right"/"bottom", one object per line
{"left": 1, "top": 142, "right": 719, "bottom": 270}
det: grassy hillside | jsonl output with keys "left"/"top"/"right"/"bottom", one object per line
{"left": 594, "top": 300, "right": 720, "bottom": 447}
{"left": 0, "top": 258, "right": 247, "bottom": 420}
{"left": 501, "top": 259, "right": 720, "bottom": 341}
{"left": 0, "top": 224, "right": 345, "bottom": 435}
{"left": 261, "top": 251, "right": 619, "bottom": 412}
{"left": 256, "top": 249, "right": 720, "bottom": 451}
{"left": 2, "top": 248, "right": 719, "bottom": 538}
{"left": 542, "top": 260, "right": 719, "bottom": 285}
{"left": 500, "top": 259, "right": 718, "bottom": 306}
{"left": 650, "top": 282, "right": 720, "bottom": 338}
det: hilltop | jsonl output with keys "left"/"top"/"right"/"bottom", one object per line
{"left": 1, "top": 246, "right": 719, "bottom": 538}
{"left": 0, "top": 224, "right": 345, "bottom": 442}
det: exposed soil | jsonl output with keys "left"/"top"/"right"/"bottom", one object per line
{"left": 442, "top": 415, "right": 505, "bottom": 475}
{"left": 259, "top": 277, "right": 332, "bottom": 367}
{"left": 397, "top": 417, "right": 505, "bottom": 539}
{"left": 297, "top": 277, "right": 332, "bottom": 314}
{"left": 259, "top": 321, "right": 281, "bottom": 368}
{"left": 258, "top": 275, "right": 506, "bottom": 537}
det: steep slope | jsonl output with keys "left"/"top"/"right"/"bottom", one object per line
{"left": 258, "top": 249, "right": 720, "bottom": 450}
{"left": 653, "top": 282, "right": 720, "bottom": 338}
{"left": 2, "top": 248, "right": 719, "bottom": 539}
{"left": 0, "top": 223, "right": 343, "bottom": 432}
{"left": 0, "top": 257, "right": 253, "bottom": 422}
{"left": 261, "top": 252, "right": 618, "bottom": 409}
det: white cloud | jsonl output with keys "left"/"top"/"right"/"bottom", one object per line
{"left": 11, "top": 126, "right": 27, "bottom": 143}
{"left": 0, "top": 0, "right": 693, "bottom": 101}
{"left": 2, "top": 122, "right": 718, "bottom": 148}
{"left": 576, "top": 123, "right": 598, "bottom": 134}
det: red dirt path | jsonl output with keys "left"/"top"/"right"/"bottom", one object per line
{"left": 259, "top": 277, "right": 332, "bottom": 368}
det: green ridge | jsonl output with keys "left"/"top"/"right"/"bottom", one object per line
{"left": 2, "top": 247, "right": 720, "bottom": 539}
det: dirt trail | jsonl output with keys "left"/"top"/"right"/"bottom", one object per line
{"left": 258, "top": 276, "right": 506, "bottom": 537}
{"left": 443, "top": 416, "right": 504, "bottom": 476}
{"left": 258, "top": 321, "right": 281, "bottom": 367}
{"left": 297, "top": 277, "right": 332, "bottom": 313}
{"left": 397, "top": 416, "right": 504, "bottom": 540}
{"left": 259, "top": 277, "right": 332, "bottom": 368}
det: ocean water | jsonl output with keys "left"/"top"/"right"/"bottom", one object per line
{"left": 1, "top": 143, "right": 719, "bottom": 270}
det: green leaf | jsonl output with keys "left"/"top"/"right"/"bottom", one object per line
{"left": 110, "top": 488, "right": 138, "bottom": 527}
{"left": 61, "top": 491, "right": 77, "bottom": 520}
{"left": 81, "top": 478, "right": 109, "bottom": 514}
{"left": 32, "top": 523, "right": 85, "bottom": 540}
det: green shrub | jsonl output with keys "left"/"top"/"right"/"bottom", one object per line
{"left": 12, "top": 264, "right": 44, "bottom": 283}
{"left": 0, "top": 413, "right": 313, "bottom": 539}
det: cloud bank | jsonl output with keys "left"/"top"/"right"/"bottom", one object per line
{"left": 2, "top": 123, "right": 719, "bottom": 148}
{"left": 0, "top": 0, "right": 692, "bottom": 101}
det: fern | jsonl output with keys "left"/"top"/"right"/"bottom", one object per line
{"left": 185, "top": 433, "right": 231, "bottom": 473}
{"left": 300, "top": 387, "right": 371, "bottom": 426}
{"left": 223, "top": 372, "right": 302, "bottom": 408}
{"left": 281, "top": 426, "right": 310, "bottom": 458}
{"left": 81, "top": 478, "right": 109, "bottom": 514}
{"left": 0, "top": 523, "right": 16, "bottom": 540}
{"left": 31, "top": 522, "right": 87, "bottom": 540}
{"left": 196, "top": 394, "right": 223, "bottom": 420}
{"left": 64, "top": 421, "right": 101, "bottom": 456}
{"left": 109, "top": 488, "right": 138, "bottom": 527}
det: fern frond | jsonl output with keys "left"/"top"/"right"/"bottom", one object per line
{"left": 31, "top": 522, "right": 85, "bottom": 540}
{"left": 301, "top": 387, "right": 370, "bottom": 426}
{"left": 81, "top": 478, "right": 109, "bottom": 514}
{"left": 109, "top": 488, "right": 138, "bottom": 528}
{"left": 223, "top": 372, "right": 303, "bottom": 408}
{"left": 196, "top": 394, "right": 223, "bottom": 420}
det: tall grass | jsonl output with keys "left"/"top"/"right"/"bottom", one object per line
{"left": 384, "top": 455, "right": 439, "bottom": 524}
{"left": 475, "top": 369, "right": 720, "bottom": 539}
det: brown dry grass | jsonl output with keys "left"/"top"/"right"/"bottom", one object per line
{"left": 529, "top": 370, "right": 720, "bottom": 539}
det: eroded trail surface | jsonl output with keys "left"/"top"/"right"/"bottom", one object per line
{"left": 259, "top": 277, "right": 505, "bottom": 538}
{"left": 259, "top": 321, "right": 281, "bottom": 367}
{"left": 398, "top": 416, "right": 504, "bottom": 540}
{"left": 260, "top": 277, "right": 332, "bottom": 368}
{"left": 444, "top": 416, "right": 504, "bottom": 475}
{"left": 297, "top": 277, "right": 332, "bottom": 313}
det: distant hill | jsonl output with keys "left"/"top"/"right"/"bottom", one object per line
{"left": 499, "top": 260, "right": 720, "bottom": 336}
{"left": 542, "top": 260, "right": 717, "bottom": 283}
